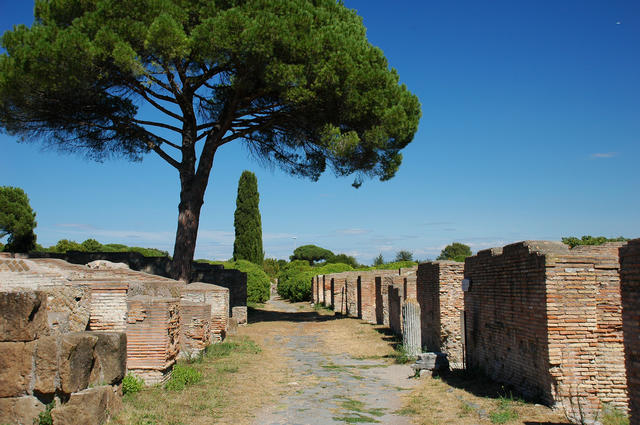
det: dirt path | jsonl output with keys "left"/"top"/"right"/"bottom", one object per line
{"left": 241, "top": 297, "right": 418, "bottom": 425}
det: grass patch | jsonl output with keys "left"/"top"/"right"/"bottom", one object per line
{"left": 34, "top": 400, "right": 54, "bottom": 425}
{"left": 333, "top": 414, "right": 381, "bottom": 423}
{"left": 165, "top": 363, "right": 203, "bottom": 391}
{"left": 390, "top": 344, "right": 414, "bottom": 364}
{"left": 247, "top": 301, "right": 265, "bottom": 309}
{"left": 108, "top": 336, "right": 267, "bottom": 425}
{"left": 122, "top": 373, "right": 144, "bottom": 395}
{"left": 489, "top": 395, "right": 519, "bottom": 424}
{"left": 339, "top": 397, "right": 386, "bottom": 418}
{"left": 601, "top": 405, "right": 629, "bottom": 425}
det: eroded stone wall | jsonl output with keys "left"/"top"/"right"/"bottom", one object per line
{"left": 0, "top": 290, "right": 125, "bottom": 425}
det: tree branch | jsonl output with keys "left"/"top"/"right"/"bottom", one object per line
{"left": 131, "top": 118, "right": 182, "bottom": 134}
{"left": 130, "top": 85, "right": 184, "bottom": 122}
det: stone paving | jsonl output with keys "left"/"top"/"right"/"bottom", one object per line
{"left": 252, "top": 298, "right": 418, "bottom": 425}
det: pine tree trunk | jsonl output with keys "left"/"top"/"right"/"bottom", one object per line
{"left": 170, "top": 190, "right": 203, "bottom": 282}
{"left": 402, "top": 298, "right": 421, "bottom": 357}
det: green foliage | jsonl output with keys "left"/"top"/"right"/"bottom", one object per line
{"left": 0, "top": 186, "right": 37, "bottom": 252}
{"left": 277, "top": 260, "right": 353, "bottom": 302}
{"left": 290, "top": 244, "right": 334, "bottom": 264}
{"left": 122, "top": 372, "right": 144, "bottom": 395}
{"left": 203, "top": 259, "right": 270, "bottom": 303}
{"left": 36, "top": 239, "right": 169, "bottom": 257}
{"left": 81, "top": 238, "right": 103, "bottom": 252}
{"left": 277, "top": 260, "right": 314, "bottom": 301}
{"left": 233, "top": 171, "right": 264, "bottom": 265}
{"left": 437, "top": 242, "right": 472, "bottom": 262}
{"left": 262, "top": 258, "right": 287, "bottom": 280}
{"left": 326, "top": 253, "right": 360, "bottom": 268}
{"left": 394, "top": 250, "right": 413, "bottom": 262}
{"left": 34, "top": 400, "right": 54, "bottom": 425}
{"left": 164, "top": 363, "right": 202, "bottom": 391}
{"left": 562, "top": 235, "right": 629, "bottom": 248}
{"left": 372, "top": 253, "right": 384, "bottom": 267}
{"left": 372, "top": 261, "right": 417, "bottom": 270}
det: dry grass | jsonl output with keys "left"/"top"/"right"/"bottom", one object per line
{"left": 400, "top": 371, "right": 572, "bottom": 425}
{"left": 107, "top": 335, "right": 291, "bottom": 425}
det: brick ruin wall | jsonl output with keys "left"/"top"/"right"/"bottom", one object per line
{"left": 621, "top": 239, "right": 640, "bottom": 425}
{"left": 126, "top": 296, "right": 181, "bottom": 384}
{"left": 0, "top": 290, "right": 125, "bottom": 425}
{"left": 344, "top": 272, "right": 360, "bottom": 318}
{"left": 332, "top": 274, "right": 348, "bottom": 315}
{"left": 180, "top": 282, "right": 229, "bottom": 343}
{"left": 416, "top": 261, "right": 464, "bottom": 364}
{"left": 323, "top": 275, "right": 332, "bottom": 307}
{"left": 464, "top": 241, "right": 628, "bottom": 421}
{"left": 30, "top": 251, "right": 248, "bottom": 323}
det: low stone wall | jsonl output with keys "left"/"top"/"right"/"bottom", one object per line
{"left": 323, "top": 275, "right": 332, "bottom": 307}
{"left": 416, "top": 261, "right": 464, "bottom": 363}
{"left": 179, "top": 301, "right": 212, "bottom": 358}
{"left": 331, "top": 273, "right": 347, "bottom": 315}
{"left": 621, "top": 239, "right": 640, "bottom": 425}
{"left": 0, "top": 290, "right": 125, "bottom": 425}
{"left": 30, "top": 251, "right": 247, "bottom": 323}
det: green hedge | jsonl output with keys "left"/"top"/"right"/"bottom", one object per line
{"left": 277, "top": 261, "right": 353, "bottom": 302}
{"left": 202, "top": 259, "right": 270, "bottom": 304}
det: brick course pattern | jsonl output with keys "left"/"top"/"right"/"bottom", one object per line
{"left": 180, "top": 282, "right": 229, "bottom": 342}
{"left": 416, "top": 261, "right": 464, "bottom": 363}
{"left": 464, "top": 241, "right": 628, "bottom": 421}
{"left": 621, "top": 239, "right": 640, "bottom": 425}
{"left": 126, "top": 296, "right": 181, "bottom": 385}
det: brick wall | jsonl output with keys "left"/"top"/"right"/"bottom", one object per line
{"left": 416, "top": 261, "right": 464, "bottom": 363}
{"left": 323, "top": 275, "right": 332, "bottom": 307}
{"left": 344, "top": 272, "right": 360, "bottom": 318}
{"left": 179, "top": 302, "right": 211, "bottom": 358}
{"left": 621, "top": 239, "right": 640, "bottom": 425}
{"left": 464, "top": 241, "right": 628, "bottom": 421}
{"left": 126, "top": 296, "right": 181, "bottom": 385}
{"left": 388, "top": 283, "right": 403, "bottom": 336}
{"left": 332, "top": 274, "right": 347, "bottom": 315}
{"left": 180, "top": 282, "right": 229, "bottom": 342}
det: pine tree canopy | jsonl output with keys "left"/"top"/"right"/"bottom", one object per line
{"left": 233, "top": 170, "right": 263, "bottom": 264}
{"left": 0, "top": 0, "right": 421, "bottom": 280}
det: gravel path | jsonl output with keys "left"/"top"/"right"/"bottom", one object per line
{"left": 252, "top": 298, "right": 418, "bottom": 425}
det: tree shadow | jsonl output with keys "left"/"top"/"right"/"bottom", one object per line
{"left": 523, "top": 422, "right": 571, "bottom": 425}
{"left": 438, "top": 369, "right": 545, "bottom": 403}
{"left": 247, "top": 305, "right": 343, "bottom": 323}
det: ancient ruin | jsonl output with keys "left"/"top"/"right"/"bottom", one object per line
{"left": 0, "top": 254, "right": 234, "bottom": 424}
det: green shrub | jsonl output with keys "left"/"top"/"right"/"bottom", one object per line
{"left": 122, "top": 372, "right": 144, "bottom": 395}
{"left": 277, "top": 260, "right": 313, "bottom": 301}
{"left": 34, "top": 400, "right": 54, "bottom": 425}
{"left": 373, "top": 261, "right": 417, "bottom": 270}
{"left": 562, "top": 235, "right": 629, "bottom": 248}
{"left": 201, "top": 259, "right": 270, "bottom": 303}
{"left": 164, "top": 363, "right": 202, "bottom": 391}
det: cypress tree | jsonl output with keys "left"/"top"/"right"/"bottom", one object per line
{"left": 233, "top": 171, "right": 264, "bottom": 264}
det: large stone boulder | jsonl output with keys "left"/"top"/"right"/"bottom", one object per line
{"left": 0, "top": 396, "right": 45, "bottom": 425}
{"left": 59, "top": 333, "right": 99, "bottom": 394}
{"left": 89, "top": 332, "right": 127, "bottom": 386}
{"left": 34, "top": 335, "right": 59, "bottom": 395}
{"left": 0, "top": 291, "right": 48, "bottom": 342}
{"left": 0, "top": 341, "right": 36, "bottom": 397}
{"left": 50, "top": 385, "right": 122, "bottom": 425}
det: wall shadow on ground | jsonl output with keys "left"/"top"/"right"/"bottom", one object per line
{"left": 247, "top": 306, "right": 342, "bottom": 323}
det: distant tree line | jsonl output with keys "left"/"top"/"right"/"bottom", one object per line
{"left": 35, "top": 238, "right": 169, "bottom": 257}
{"left": 562, "top": 235, "right": 629, "bottom": 248}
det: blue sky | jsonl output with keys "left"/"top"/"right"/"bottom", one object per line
{"left": 1, "top": 1, "right": 638, "bottom": 264}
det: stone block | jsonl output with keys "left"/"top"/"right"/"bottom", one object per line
{"left": 44, "top": 284, "right": 91, "bottom": 334}
{"left": 0, "top": 341, "right": 36, "bottom": 397}
{"left": 0, "top": 396, "right": 45, "bottom": 425}
{"left": 89, "top": 332, "right": 127, "bottom": 386}
{"left": 50, "top": 385, "right": 122, "bottom": 425}
{"left": 59, "top": 333, "right": 99, "bottom": 394}
{"left": 34, "top": 335, "right": 59, "bottom": 395}
{"left": 0, "top": 291, "right": 48, "bottom": 342}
